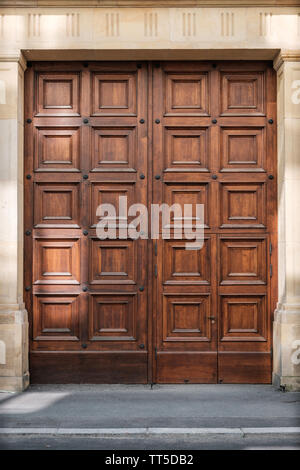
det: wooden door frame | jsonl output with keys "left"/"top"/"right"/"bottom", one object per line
{"left": 24, "top": 58, "right": 277, "bottom": 384}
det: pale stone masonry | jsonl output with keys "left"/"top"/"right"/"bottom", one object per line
{"left": 273, "top": 56, "right": 300, "bottom": 391}
{"left": 0, "top": 0, "right": 299, "bottom": 391}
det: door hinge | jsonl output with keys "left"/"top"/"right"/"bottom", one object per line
{"left": 155, "top": 347, "right": 158, "bottom": 360}
{"left": 269, "top": 242, "right": 272, "bottom": 256}
{"left": 270, "top": 346, "right": 273, "bottom": 359}
{"left": 154, "top": 264, "right": 158, "bottom": 277}
{"left": 154, "top": 241, "right": 157, "bottom": 256}
{"left": 270, "top": 264, "right": 273, "bottom": 278}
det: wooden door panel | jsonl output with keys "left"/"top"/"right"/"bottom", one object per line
{"left": 164, "top": 127, "right": 210, "bottom": 172}
{"left": 88, "top": 293, "right": 138, "bottom": 344}
{"left": 156, "top": 353, "right": 217, "bottom": 384}
{"left": 36, "top": 71, "right": 81, "bottom": 116}
{"left": 89, "top": 238, "right": 137, "bottom": 285}
{"left": 26, "top": 62, "right": 148, "bottom": 383}
{"left": 91, "top": 126, "right": 137, "bottom": 172}
{"left": 219, "top": 182, "right": 266, "bottom": 229}
{"left": 163, "top": 238, "right": 211, "bottom": 286}
{"left": 218, "top": 353, "right": 271, "bottom": 384}
{"left": 89, "top": 182, "right": 136, "bottom": 228}
{"left": 162, "top": 294, "right": 212, "bottom": 344}
{"left": 219, "top": 294, "right": 268, "bottom": 344}
{"left": 163, "top": 183, "right": 210, "bottom": 230}
{"left": 219, "top": 237, "right": 267, "bottom": 285}
{"left": 220, "top": 71, "right": 265, "bottom": 116}
{"left": 34, "top": 126, "right": 81, "bottom": 172}
{"left": 33, "top": 237, "right": 81, "bottom": 285}
{"left": 220, "top": 126, "right": 266, "bottom": 173}
{"left": 153, "top": 62, "right": 218, "bottom": 383}
{"left": 91, "top": 72, "right": 137, "bottom": 116}
{"left": 32, "top": 295, "right": 80, "bottom": 343}
{"left": 153, "top": 61, "right": 276, "bottom": 384}
{"left": 29, "top": 352, "right": 148, "bottom": 384}
{"left": 34, "top": 182, "right": 80, "bottom": 228}
{"left": 165, "top": 72, "right": 209, "bottom": 116}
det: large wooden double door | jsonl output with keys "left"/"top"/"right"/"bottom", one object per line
{"left": 25, "top": 61, "right": 277, "bottom": 384}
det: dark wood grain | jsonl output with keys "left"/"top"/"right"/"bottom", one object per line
{"left": 152, "top": 61, "right": 276, "bottom": 384}
{"left": 25, "top": 61, "right": 277, "bottom": 384}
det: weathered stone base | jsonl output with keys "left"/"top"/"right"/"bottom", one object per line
{"left": 0, "top": 373, "right": 29, "bottom": 392}
{"left": 273, "top": 304, "right": 300, "bottom": 391}
{"left": 0, "top": 308, "right": 29, "bottom": 392}
{"left": 273, "top": 373, "right": 300, "bottom": 392}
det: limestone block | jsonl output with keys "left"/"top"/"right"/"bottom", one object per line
{"left": 283, "top": 62, "right": 300, "bottom": 119}
{"left": 284, "top": 182, "right": 300, "bottom": 243}
{"left": 0, "top": 242, "right": 19, "bottom": 305}
{"left": 0, "top": 63, "right": 19, "bottom": 119}
{"left": 272, "top": 317, "right": 281, "bottom": 376}
{"left": 0, "top": 323, "right": 22, "bottom": 377}
{"left": 0, "top": 340, "right": 5, "bottom": 365}
{"left": 273, "top": 305, "right": 300, "bottom": 390}
{"left": 0, "top": 119, "right": 18, "bottom": 181}
{"left": 285, "top": 242, "right": 300, "bottom": 299}
{"left": 0, "top": 6, "right": 298, "bottom": 54}
{"left": 0, "top": 309, "right": 29, "bottom": 391}
{"left": 284, "top": 119, "right": 300, "bottom": 182}
{"left": 277, "top": 120, "right": 285, "bottom": 185}
{"left": 281, "top": 322, "right": 300, "bottom": 377}
{"left": 277, "top": 179, "right": 286, "bottom": 243}
{"left": 277, "top": 240, "right": 286, "bottom": 304}
{"left": 277, "top": 65, "right": 285, "bottom": 126}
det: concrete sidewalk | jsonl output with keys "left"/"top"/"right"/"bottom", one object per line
{"left": 0, "top": 384, "right": 299, "bottom": 431}
{"left": 0, "top": 385, "right": 300, "bottom": 449}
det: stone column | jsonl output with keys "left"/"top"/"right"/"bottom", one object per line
{"left": 273, "top": 52, "right": 300, "bottom": 391}
{"left": 0, "top": 54, "right": 29, "bottom": 391}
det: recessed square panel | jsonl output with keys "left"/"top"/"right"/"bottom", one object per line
{"left": 220, "top": 295, "right": 267, "bottom": 342}
{"left": 33, "top": 238, "right": 80, "bottom": 285}
{"left": 90, "top": 239, "right": 136, "bottom": 285}
{"left": 220, "top": 127, "right": 265, "bottom": 172}
{"left": 220, "top": 237, "right": 267, "bottom": 285}
{"left": 165, "top": 73, "right": 209, "bottom": 115}
{"left": 163, "top": 238, "right": 210, "bottom": 285}
{"left": 34, "top": 127, "right": 80, "bottom": 172}
{"left": 91, "top": 127, "right": 136, "bottom": 172}
{"left": 163, "top": 183, "right": 209, "bottom": 231}
{"left": 34, "top": 183, "right": 80, "bottom": 227}
{"left": 164, "top": 128, "right": 209, "bottom": 172}
{"left": 91, "top": 73, "right": 137, "bottom": 115}
{"left": 163, "top": 294, "right": 211, "bottom": 342}
{"left": 220, "top": 72, "right": 265, "bottom": 115}
{"left": 33, "top": 295, "right": 79, "bottom": 341}
{"left": 90, "top": 182, "right": 135, "bottom": 228}
{"left": 89, "top": 293, "right": 137, "bottom": 341}
{"left": 220, "top": 183, "right": 266, "bottom": 228}
{"left": 36, "top": 72, "right": 80, "bottom": 116}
